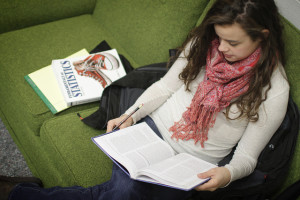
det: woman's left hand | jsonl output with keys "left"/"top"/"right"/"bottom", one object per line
{"left": 195, "top": 167, "right": 231, "bottom": 191}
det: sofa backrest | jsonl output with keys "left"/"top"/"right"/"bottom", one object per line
{"left": 92, "top": 0, "right": 209, "bottom": 67}
{"left": 276, "top": 10, "right": 300, "bottom": 197}
{"left": 0, "top": 0, "right": 96, "bottom": 34}
{"left": 281, "top": 19, "right": 300, "bottom": 107}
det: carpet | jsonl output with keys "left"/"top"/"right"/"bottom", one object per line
{"left": 0, "top": 118, "right": 32, "bottom": 177}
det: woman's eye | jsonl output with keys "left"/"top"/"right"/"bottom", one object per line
{"left": 229, "top": 42, "right": 239, "bottom": 47}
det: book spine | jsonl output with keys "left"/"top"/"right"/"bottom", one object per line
{"left": 51, "top": 60, "right": 73, "bottom": 107}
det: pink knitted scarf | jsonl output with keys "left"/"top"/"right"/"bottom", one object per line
{"left": 169, "top": 39, "right": 261, "bottom": 147}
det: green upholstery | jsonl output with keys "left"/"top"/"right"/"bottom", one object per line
{"left": 278, "top": 17, "right": 300, "bottom": 195}
{"left": 0, "top": 0, "right": 96, "bottom": 34}
{"left": 92, "top": 0, "right": 209, "bottom": 67}
{"left": 0, "top": 0, "right": 299, "bottom": 198}
{"left": 283, "top": 18, "right": 300, "bottom": 106}
{"left": 39, "top": 108, "right": 112, "bottom": 187}
{"left": 0, "top": 15, "right": 106, "bottom": 135}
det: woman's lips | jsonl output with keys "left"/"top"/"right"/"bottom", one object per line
{"left": 224, "top": 54, "right": 233, "bottom": 59}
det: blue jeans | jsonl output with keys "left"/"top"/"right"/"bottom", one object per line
{"left": 9, "top": 116, "right": 196, "bottom": 200}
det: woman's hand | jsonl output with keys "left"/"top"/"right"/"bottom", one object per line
{"left": 106, "top": 115, "right": 134, "bottom": 133}
{"left": 195, "top": 167, "right": 231, "bottom": 191}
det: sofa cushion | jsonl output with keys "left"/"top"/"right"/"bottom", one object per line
{"left": 39, "top": 108, "right": 112, "bottom": 187}
{"left": 279, "top": 17, "right": 300, "bottom": 193}
{"left": 281, "top": 17, "right": 300, "bottom": 107}
{"left": 92, "top": 0, "right": 209, "bottom": 67}
{"left": 0, "top": 0, "right": 95, "bottom": 34}
{"left": 0, "top": 14, "right": 133, "bottom": 134}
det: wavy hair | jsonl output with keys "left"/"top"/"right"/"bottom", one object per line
{"left": 178, "top": 0, "right": 285, "bottom": 121}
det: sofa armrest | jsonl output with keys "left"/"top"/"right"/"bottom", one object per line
{"left": 0, "top": 0, "right": 96, "bottom": 34}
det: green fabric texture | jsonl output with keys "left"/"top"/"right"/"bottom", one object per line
{"left": 40, "top": 108, "right": 112, "bottom": 187}
{"left": 195, "top": 0, "right": 216, "bottom": 27}
{"left": 282, "top": 18, "right": 300, "bottom": 106}
{"left": 0, "top": 0, "right": 299, "bottom": 197}
{"left": 277, "top": 17, "right": 300, "bottom": 194}
{"left": 93, "top": 0, "right": 209, "bottom": 67}
{"left": 0, "top": 0, "right": 96, "bottom": 34}
{"left": 0, "top": 15, "right": 107, "bottom": 134}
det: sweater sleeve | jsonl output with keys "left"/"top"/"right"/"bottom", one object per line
{"left": 224, "top": 84, "right": 289, "bottom": 183}
{"left": 124, "top": 45, "right": 191, "bottom": 123}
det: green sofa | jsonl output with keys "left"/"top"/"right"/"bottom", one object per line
{"left": 0, "top": 0, "right": 299, "bottom": 198}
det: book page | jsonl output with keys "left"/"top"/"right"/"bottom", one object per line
{"left": 27, "top": 66, "right": 68, "bottom": 113}
{"left": 137, "top": 153, "right": 217, "bottom": 190}
{"left": 92, "top": 122, "right": 175, "bottom": 178}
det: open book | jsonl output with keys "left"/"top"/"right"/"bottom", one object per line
{"left": 92, "top": 122, "right": 217, "bottom": 191}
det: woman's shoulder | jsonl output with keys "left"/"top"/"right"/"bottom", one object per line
{"left": 265, "top": 63, "right": 290, "bottom": 99}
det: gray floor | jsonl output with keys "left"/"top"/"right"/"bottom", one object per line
{"left": 0, "top": 118, "right": 33, "bottom": 177}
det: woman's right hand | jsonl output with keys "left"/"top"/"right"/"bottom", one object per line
{"left": 106, "top": 115, "right": 134, "bottom": 133}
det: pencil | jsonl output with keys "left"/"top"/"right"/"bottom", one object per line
{"left": 112, "top": 104, "right": 144, "bottom": 131}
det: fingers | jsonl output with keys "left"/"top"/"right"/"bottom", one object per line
{"left": 197, "top": 169, "right": 215, "bottom": 179}
{"left": 196, "top": 169, "right": 218, "bottom": 191}
{"left": 106, "top": 115, "right": 133, "bottom": 133}
{"left": 118, "top": 119, "right": 132, "bottom": 129}
{"left": 195, "top": 167, "right": 231, "bottom": 192}
{"left": 106, "top": 120, "right": 116, "bottom": 133}
{"left": 195, "top": 179, "right": 218, "bottom": 192}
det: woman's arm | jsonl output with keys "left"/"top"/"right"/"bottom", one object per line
{"left": 225, "top": 87, "right": 289, "bottom": 183}
{"left": 125, "top": 57, "right": 189, "bottom": 122}
{"left": 106, "top": 59, "right": 186, "bottom": 132}
{"left": 106, "top": 43, "right": 192, "bottom": 132}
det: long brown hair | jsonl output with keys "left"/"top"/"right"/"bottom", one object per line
{"left": 178, "top": 0, "right": 285, "bottom": 121}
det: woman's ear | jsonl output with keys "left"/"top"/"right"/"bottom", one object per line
{"left": 261, "top": 29, "right": 270, "bottom": 38}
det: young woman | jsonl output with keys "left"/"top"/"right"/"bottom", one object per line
{"left": 1, "top": 0, "right": 289, "bottom": 199}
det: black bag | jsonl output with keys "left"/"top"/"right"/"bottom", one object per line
{"left": 81, "top": 41, "right": 170, "bottom": 129}
{"left": 197, "top": 96, "right": 300, "bottom": 200}
{"left": 274, "top": 179, "right": 300, "bottom": 200}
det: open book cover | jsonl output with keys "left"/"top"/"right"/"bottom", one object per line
{"left": 92, "top": 122, "right": 217, "bottom": 191}
{"left": 25, "top": 49, "right": 89, "bottom": 114}
{"left": 51, "top": 49, "right": 126, "bottom": 107}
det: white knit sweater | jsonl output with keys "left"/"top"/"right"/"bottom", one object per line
{"left": 125, "top": 45, "right": 289, "bottom": 183}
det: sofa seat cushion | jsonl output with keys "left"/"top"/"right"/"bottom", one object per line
{"left": 39, "top": 108, "right": 112, "bottom": 187}
{"left": 0, "top": 14, "right": 133, "bottom": 134}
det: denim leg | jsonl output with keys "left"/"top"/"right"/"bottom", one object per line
{"left": 96, "top": 164, "right": 150, "bottom": 200}
{"left": 8, "top": 183, "right": 103, "bottom": 200}
{"left": 8, "top": 164, "right": 150, "bottom": 200}
{"left": 8, "top": 163, "right": 194, "bottom": 200}
{"left": 100, "top": 164, "right": 194, "bottom": 200}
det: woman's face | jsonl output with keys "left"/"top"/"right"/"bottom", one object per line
{"left": 214, "top": 23, "right": 261, "bottom": 62}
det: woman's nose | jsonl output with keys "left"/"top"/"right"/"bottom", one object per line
{"left": 218, "top": 40, "right": 229, "bottom": 52}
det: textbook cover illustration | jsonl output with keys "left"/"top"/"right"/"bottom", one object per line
{"left": 92, "top": 122, "right": 217, "bottom": 191}
{"left": 52, "top": 49, "right": 126, "bottom": 107}
{"left": 25, "top": 49, "right": 90, "bottom": 114}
